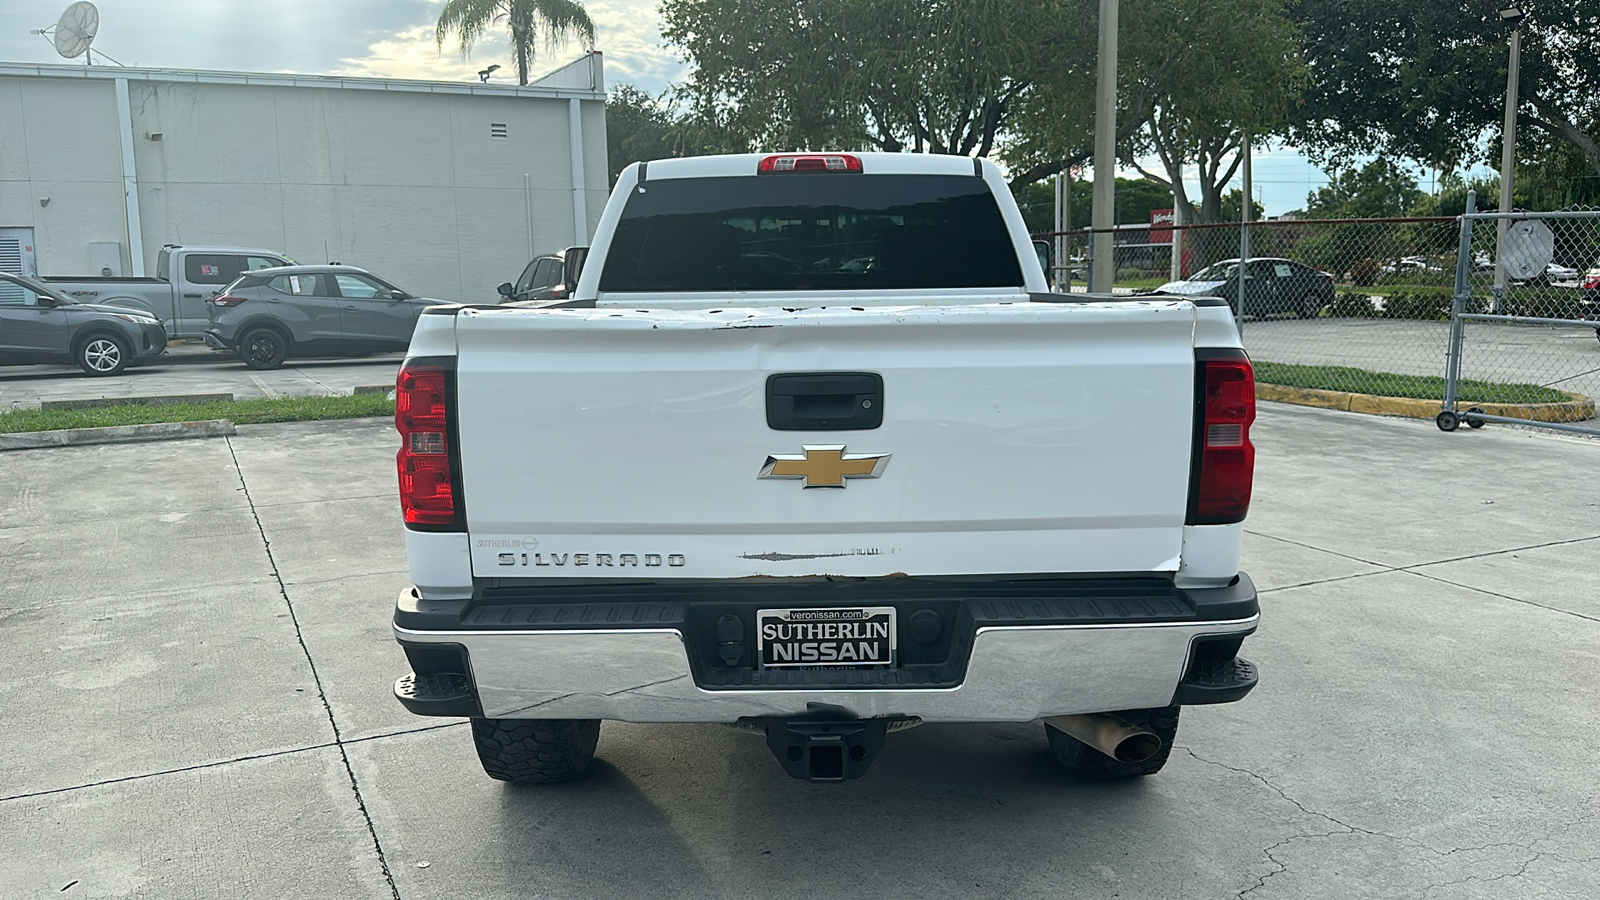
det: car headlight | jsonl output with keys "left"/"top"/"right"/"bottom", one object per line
{"left": 112, "top": 313, "right": 159, "bottom": 324}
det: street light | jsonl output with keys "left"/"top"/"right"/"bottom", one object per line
{"left": 478, "top": 64, "right": 501, "bottom": 83}
{"left": 1494, "top": 7, "right": 1524, "bottom": 303}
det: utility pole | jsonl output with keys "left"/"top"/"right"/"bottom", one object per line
{"left": 1089, "top": 0, "right": 1118, "bottom": 294}
{"left": 1494, "top": 7, "right": 1524, "bottom": 305}
{"left": 1237, "top": 131, "right": 1252, "bottom": 329}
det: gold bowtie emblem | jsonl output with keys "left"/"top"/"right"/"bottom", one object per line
{"left": 759, "top": 445, "right": 891, "bottom": 488}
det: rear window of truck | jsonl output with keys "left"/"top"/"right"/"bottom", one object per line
{"left": 598, "top": 174, "right": 1024, "bottom": 292}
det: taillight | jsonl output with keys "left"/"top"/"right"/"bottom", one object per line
{"left": 209, "top": 294, "right": 248, "bottom": 307}
{"left": 396, "top": 357, "right": 461, "bottom": 529}
{"left": 1187, "top": 351, "right": 1256, "bottom": 524}
{"left": 757, "top": 154, "right": 863, "bottom": 174}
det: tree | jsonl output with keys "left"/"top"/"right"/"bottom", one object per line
{"left": 1011, "top": 177, "right": 1169, "bottom": 234}
{"left": 1121, "top": 0, "right": 1307, "bottom": 223}
{"left": 1304, "top": 159, "right": 1425, "bottom": 219}
{"left": 660, "top": 0, "right": 1097, "bottom": 164}
{"left": 436, "top": 0, "right": 595, "bottom": 87}
{"left": 604, "top": 86, "right": 746, "bottom": 185}
{"left": 1293, "top": 0, "right": 1600, "bottom": 180}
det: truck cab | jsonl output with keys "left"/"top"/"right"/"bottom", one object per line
{"left": 43, "top": 245, "right": 290, "bottom": 338}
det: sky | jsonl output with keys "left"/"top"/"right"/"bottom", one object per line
{"left": 0, "top": 0, "right": 1454, "bottom": 217}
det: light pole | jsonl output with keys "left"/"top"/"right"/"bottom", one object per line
{"left": 1494, "top": 6, "right": 1524, "bottom": 303}
{"left": 1089, "top": 0, "right": 1119, "bottom": 294}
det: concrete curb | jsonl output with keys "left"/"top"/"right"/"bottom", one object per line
{"left": 39, "top": 393, "right": 235, "bottom": 411}
{"left": 1257, "top": 384, "right": 1596, "bottom": 424}
{"left": 352, "top": 385, "right": 392, "bottom": 395}
{"left": 0, "top": 419, "right": 238, "bottom": 452}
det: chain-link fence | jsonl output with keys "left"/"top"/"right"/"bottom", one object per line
{"left": 1439, "top": 197, "right": 1600, "bottom": 434}
{"left": 1039, "top": 211, "right": 1600, "bottom": 426}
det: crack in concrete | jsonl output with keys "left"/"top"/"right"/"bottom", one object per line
{"left": 0, "top": 720, "right": 468, "bottom": 805}
{"left": 226, "top": 435, "right": 403, "bottom": 900}
{"left": 1183, "top": 747, "right": 1600, "bottom": 898}
{"left": 1405, "top": 569, "right": 1600, "bottom": 624}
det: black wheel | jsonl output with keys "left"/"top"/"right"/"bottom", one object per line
{"left": 1466, "top": 407, "right": 1486, "bottom": 429}
{"left": 1045, "top": 707, "right": 1179, "bottom": 779}
{"left": 1297, "top": 294, "right": 1323, "bottom": 319}
{"left": 238, "top": 327, "right": 288, "bottom": 370}
{"left": 1436, "top": 410, "right": 1460, "bottom": 432}
{"left": 470, "top": 717, "right": 600, "bottom": 784}
{"left": 76, "top": 333, "right": 130, "bottom": 376}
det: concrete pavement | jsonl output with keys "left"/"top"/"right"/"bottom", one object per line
{"left": 2, "top": 406, "right": 1598, "bottom": 898}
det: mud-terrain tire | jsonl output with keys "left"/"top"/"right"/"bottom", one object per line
{"left": 1045, "top": 706, "right": 1180, "bottom": 779}
{"left": 470, "top": 717, "right": 601, "bottom": 784}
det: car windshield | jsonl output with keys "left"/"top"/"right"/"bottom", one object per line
{"left": 1188, "top": 262, "right": 1239, "bottom": 282}
{"left": 598, "top": 173, "right": 1025, "bottom": 292}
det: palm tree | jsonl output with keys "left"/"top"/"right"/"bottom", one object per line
{"left": 436, "top": 0, "right": 596, "bottom": 86}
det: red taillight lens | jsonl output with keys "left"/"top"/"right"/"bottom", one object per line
{"left": 396, "top": 359, "right": 459, "bottom": 528}
{"left": 1189, "top": 354, "right": 1256, "bottom": 524}
{"left": 209, "top": 294, "right": 248, "bottom": 307}
{"left": 757, "top": 154, "right": 863, "bottom": 174}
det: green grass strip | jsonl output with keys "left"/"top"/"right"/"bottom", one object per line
{"left": 0, "top": 393, "right": 394, "bottom": 434}
{"left": 1254, "top": 361, "right": 1571, "bottom": 404}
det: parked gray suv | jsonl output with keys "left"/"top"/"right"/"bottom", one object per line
{"left": 0, "top": 271, "right": 169, "bottom": 375}
{"left": 204, "top": 266, "right": 454, "bottom": 369}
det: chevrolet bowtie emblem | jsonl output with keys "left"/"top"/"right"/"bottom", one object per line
{"left": 759, "top": 445, "right": 891, "bottom": 489}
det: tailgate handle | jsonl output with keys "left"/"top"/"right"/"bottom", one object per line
{"left": 766, "top": 372, "right": 883, "bottom": 431}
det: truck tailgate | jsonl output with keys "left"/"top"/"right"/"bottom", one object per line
{"left": 453, "top": 302, "right": 1199, "bottom": 579}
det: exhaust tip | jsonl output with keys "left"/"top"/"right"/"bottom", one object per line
{"left": 1113, "top": 732, "right": 1162, "bottom": 763}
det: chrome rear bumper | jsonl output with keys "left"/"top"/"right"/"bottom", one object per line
{"left": 394, "top": 614, "right": 1258, "bottom": 723}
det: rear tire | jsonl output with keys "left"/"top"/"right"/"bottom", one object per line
{"left": 1298, "top": 293, "right": 1324, "bottom": 319}
{"left": 238, "top": 327, "right": 288, "bottom": 370}
{"left": 471, "top": 717, "right": 600, "bottom": 784}
{"left": 1045, "top": 707, "right": 1179, "bottom": 779}
{"left": 76, "top": 334, "right": 129, "bottom": 376}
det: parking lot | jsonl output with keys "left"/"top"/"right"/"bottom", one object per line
{"left": 3, "top": 403, "right": 1597, "bottom": 898}
{"left": 0, "top": 344, "right": 404, "bottom": 410}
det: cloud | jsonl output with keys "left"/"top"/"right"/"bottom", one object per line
{"left": 331, "top": 1, "right": 686, "bottom": 92}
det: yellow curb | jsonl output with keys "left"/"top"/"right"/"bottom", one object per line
{"left": 1257, "top": 383, "right": 1595, "bottom": 424}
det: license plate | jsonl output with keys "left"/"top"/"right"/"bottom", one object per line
{"left": 757, "top": 607, "right": 897, "bottom": 669}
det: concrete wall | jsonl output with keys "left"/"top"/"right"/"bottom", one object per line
{"left": 0, "top": 63, "right": 609, "bottom": 303}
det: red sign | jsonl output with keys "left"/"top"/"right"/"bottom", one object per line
{"left": 1150, "top": 208, "right": 1175, "bottom": 244}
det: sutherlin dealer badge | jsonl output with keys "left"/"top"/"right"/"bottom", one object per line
{"left": 758, "top": 445, "right": 890, "bottom": 489}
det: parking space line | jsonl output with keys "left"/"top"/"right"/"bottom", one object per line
{"left": 250, "top": 375, "right": 280, "bottom": 399}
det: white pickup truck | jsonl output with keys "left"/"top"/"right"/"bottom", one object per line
{"left": 390, "top": 152, "right": 1259, "bottom": 784}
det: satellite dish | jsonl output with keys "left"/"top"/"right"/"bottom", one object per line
{"left": 53, "top": 2, "right": 99, "bottom": 60}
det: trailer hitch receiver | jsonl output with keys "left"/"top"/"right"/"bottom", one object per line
{"left": 763, "top": 718, "right": 890, "bottom": 782}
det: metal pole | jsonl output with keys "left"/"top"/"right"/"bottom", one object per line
{"left": 1090, "top": 0, "right": 1119, "bottom": 294}
{"left": 1494, "top": 25, "right": 1521, "bottom": 309}
{"left": 1236, "top": 130, "right": 1251, "bottom": 330}
{"left": 1169, "top": 202, "right": 1183, "bottom": 282}
{"left": 1063, "top": 170, "right": 1073, "bottom": 291}
{"left": 1444, "top": 190, "right": 1478, "bottom": 414}
{"left": 1054, "top": 172, "right": 1065, "bottom": 290}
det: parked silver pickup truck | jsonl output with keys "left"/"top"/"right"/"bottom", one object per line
{"left": 43, "top": 245, "right": 289, "bottom": 339}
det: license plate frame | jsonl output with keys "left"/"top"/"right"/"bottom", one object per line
{"left": 756, "top": 606, "right": 898, "bottom": 669}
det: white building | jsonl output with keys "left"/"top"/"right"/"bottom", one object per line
{"left": 0, "top": 53, "right": 609, "bottom": 303}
